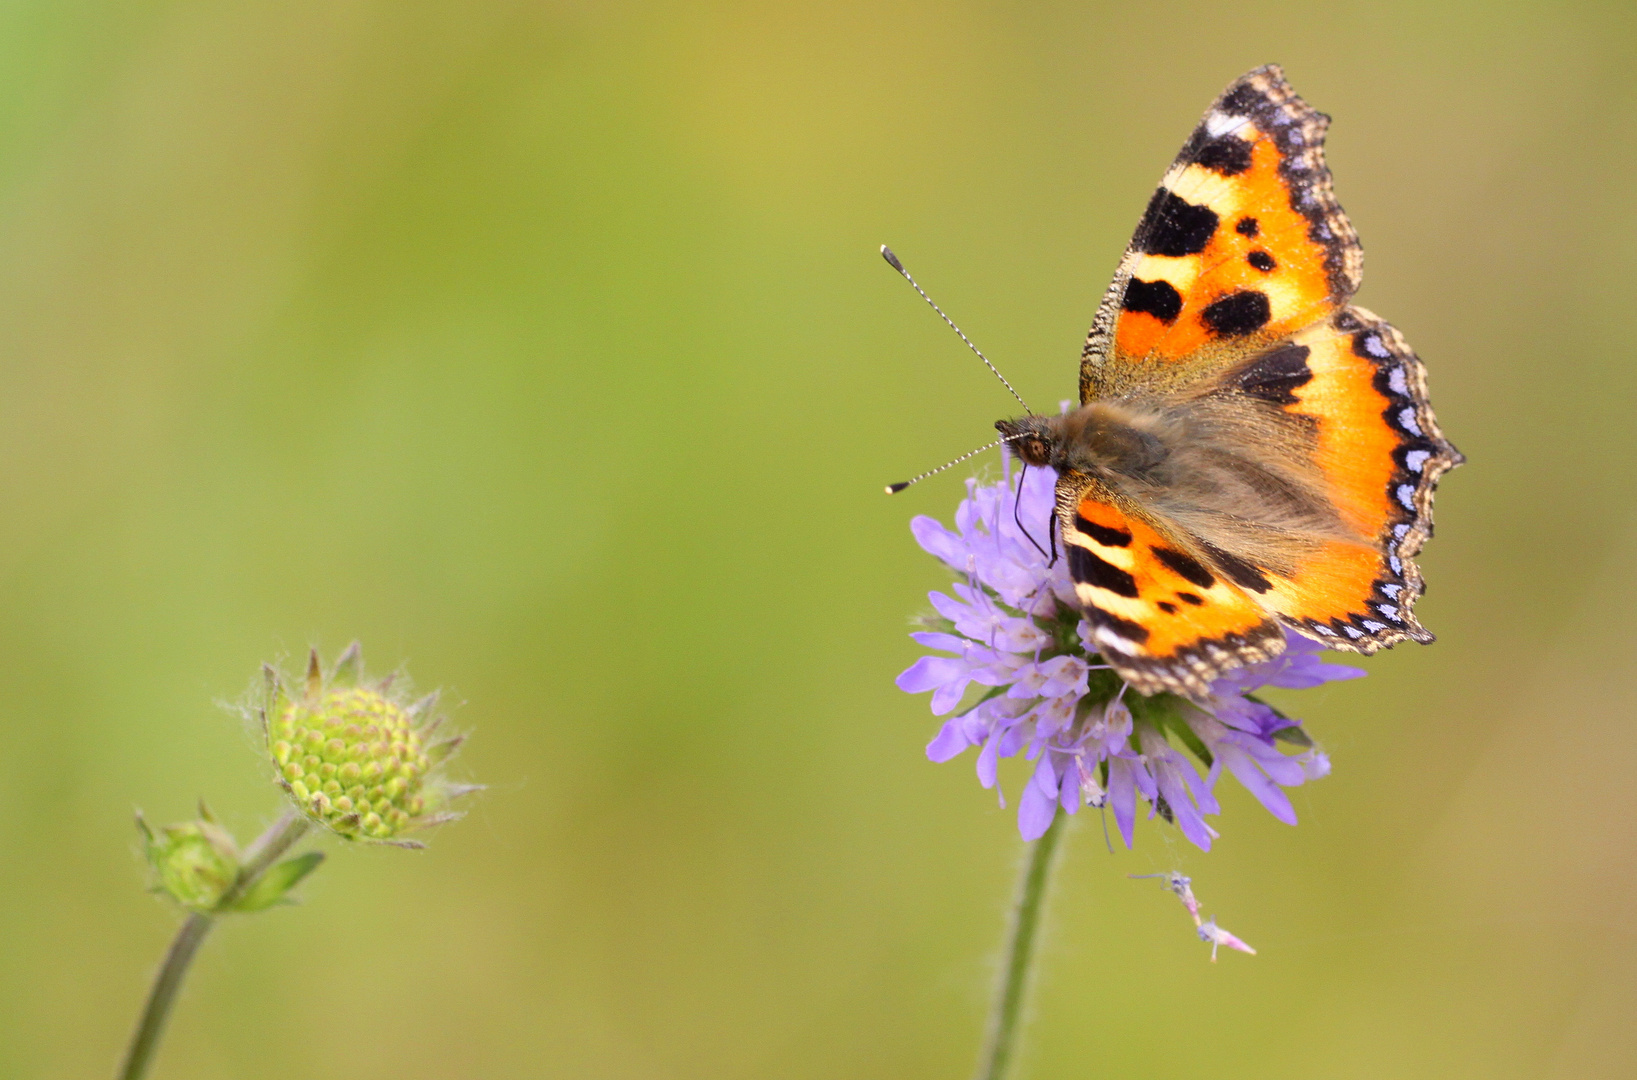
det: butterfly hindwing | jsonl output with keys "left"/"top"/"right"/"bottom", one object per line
{"left": 1081, "top": 65, "right": 1362, "bottom": 399}
{"left": 1238, "top": 307, "right": 1464, "bottom": 648}
{"left": 1060, "top": 481, "right": 1284, "bottom": 697}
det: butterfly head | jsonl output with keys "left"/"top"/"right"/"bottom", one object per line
{"left": 995, "top": 415, "right": 1058, "bottom": 468}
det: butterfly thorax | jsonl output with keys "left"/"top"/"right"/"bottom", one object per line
{"left": 1000, "top": 390, "right": 1372, "bottom": 584}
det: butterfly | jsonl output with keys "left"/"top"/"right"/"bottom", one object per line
{"left": 996, "top": 65, "right": 1462, "bottom": 697}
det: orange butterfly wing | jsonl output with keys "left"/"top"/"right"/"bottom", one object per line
{"left": 1081, "top": 65, "right": 1361, "bottom": 398}
{"left": 1247, "top": 307, "right": 1463, "bottom": 647}
{"left": 1062, "top": 486, "right": 1284, "bottom": 697}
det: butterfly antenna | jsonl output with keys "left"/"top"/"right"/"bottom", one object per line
{"left": 881, "top": 245, "right": 1031, "bottom": 412}
{"left": 886, "top": 435, "right": 1024, "bottom": 494}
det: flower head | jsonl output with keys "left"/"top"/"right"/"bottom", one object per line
{"left": 898, "top": 464, "right": 1363, "bottom": 848}
{"left": 257, "top": 643, "right": 478, "bottom": 847}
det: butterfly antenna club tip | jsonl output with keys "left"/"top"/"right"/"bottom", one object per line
{"left": 880, "top": 245, "right": 906, "bottom": 273}
{"left": 883, "top": 435, "right": 1024, "bottom": 495}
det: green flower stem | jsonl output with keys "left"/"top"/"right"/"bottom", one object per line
{"left": 118, "top": 809, "right": 310, "bottom": 1080}
{"left": 973, "top": 811, "right": 1068, "bottom": 1080}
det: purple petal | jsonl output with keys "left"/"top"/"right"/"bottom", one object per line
{"left": 909, "top": 631, "right": 966, "bottom": 653}
{"left": 968, "top": 662, "right": 1022, "bottom": 688}
{"left": 1209, "top": 694, "right": 1280, "bottom": 735}
{"left": 926, "top": 718, "right": 974, "bottom": 763}
{"left": 910, "top": 515, "right": 968, "bottom": 568}
{"left": 995, "top": 718, "right": 1030, "bottom": 758}
{"left": 1058, "top": 758, "right": 1082, "bottom": 814}
{"left": 1152, "top": 761, "right": 1216, "bottom": 851}
{"left": 1017, "top": 771, "right": 1059, "bottom": 840}
{"left": 896, "top": 655, "right": 964, "bottom": 695}
{"left": 930, "top": 678, "right": 970, "bottom": 716}
{"left": 1264, "top": 653, "right": 1367, "bottom": 689}
{"left": 1218, "top": 744, "right": 1297, "bottom": 824}
{"left": 1029, "top": 754, "right": 1060, "bottom": 800}
{"left": 977, "top": 731, "right": 1001, "bottom": 789}
{"left": 1108, "top": 757, "right": 1141, "bottom": 848}
{"left": 928, "top": 590, "right": 971, "bottom": 625}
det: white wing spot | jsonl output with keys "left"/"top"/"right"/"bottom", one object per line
{"left": 1389, "top": 555, "right": 1403, "bottom": 574}
{"left": 1396, "top": 484, "right": 1416, "bottom": 509}
{"left": 1095, "top": 628, "right": 1141, "bottom": 656}
{"left": 1387, "top": 365, "right": 1409, "bottom": 395}
{"left": 1405, "top": 449, "right": 1430, "bottom": 473}
{"left": 1362, "top": 334, "right": 1392, "bottom": 359}
{"left": 1342, "top": 625, "right": 1364, "bottom": 639}
{"left": 1382, "top": 583, "right": 1402, "bottom": 599}
{"left": 1204, "top": 111, "right": 1241, "bottom": 137}
{"left": 1375, "top": 603, "right": 1401, "bottom": 622}
{"left": 1361, "top": 620, "right": 1388, "bottom": 633}
{"left": 1398, "top": 407, "right": 1423, "bottom": 435}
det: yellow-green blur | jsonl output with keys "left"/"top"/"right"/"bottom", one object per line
{"left": 0, "top": 3, "right": 1633, "bottom": 1079}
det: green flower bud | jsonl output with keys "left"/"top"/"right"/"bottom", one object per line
{"left": 137, "top": 809, "right": 240, "bottom": 912}
{"left": 256, "top": 643, "right": 479, "bottom": 846}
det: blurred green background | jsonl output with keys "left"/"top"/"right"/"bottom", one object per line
{"left": 1, "top": 1, "right": 1634, "bottom": 1077}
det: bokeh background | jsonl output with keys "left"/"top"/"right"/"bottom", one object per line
{"left": 1, "top": 2, "right": 1634, "bottom": 1077}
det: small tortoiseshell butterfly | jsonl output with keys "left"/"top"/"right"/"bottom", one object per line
{"left": 986, "top": 65, "right": 1462, "bottom": 696}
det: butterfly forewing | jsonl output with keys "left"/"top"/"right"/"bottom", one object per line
{"left": 1081, "top": 65, "right": 1362, "bottom": 400}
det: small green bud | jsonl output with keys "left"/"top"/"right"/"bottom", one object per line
{"left": 258, "top": 644, "right": 480, "bottom": 844}
{"left": 139, "top": 813, "right": 241, "bottom": 912}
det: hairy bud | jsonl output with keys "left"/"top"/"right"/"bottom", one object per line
{"left": 258, "top": 643, "right": 476, "bottom": 845}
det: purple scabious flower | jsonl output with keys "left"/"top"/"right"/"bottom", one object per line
{"left": 897, "top": 463, "right": 1363, "bottom": 848}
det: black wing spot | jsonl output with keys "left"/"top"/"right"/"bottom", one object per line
{"left": 1095, "top": 610, "right": 1151, "bottom": 645}
{"left": 1201, "top": 543, "right": 1273, "bottom": 593}
{"left": 1068, "top": 545, "right": 1139, "bottom": 598}
{"left": 1220, "top": 85, "right": 1261, "bottom": 114}
{"left": 1201, "top": 290, "right": 1272, "bottom": 337}
{"left": 1236, "top": 216, "right": 1260, "bottom": 237}
{"left": 1247, "top": 249, "right": 1276, "bottom": 272}
{"left": 1074, "top": 514, "right": 1132, "bottom": 547}
{"left": 1137, "top": 189, "right": 1219, "bottom": 257}
{"left": 1177, "top": 591, "right": 1205, "bottom": 606}
{"left": 1122, "top": 278, "right": 1182, "bottom": 323}
{"left": 1151, "top": 546, "right": 1215, "bottom": 589}
{"left": 1157, "top": 601, "right": 1178, "bottom": 614}
{"left": 1233, "top": 343, "right": 1312, "bottom": 405}
{"left": 1183, "top": 131, "right": 1254, "bottom": 176}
